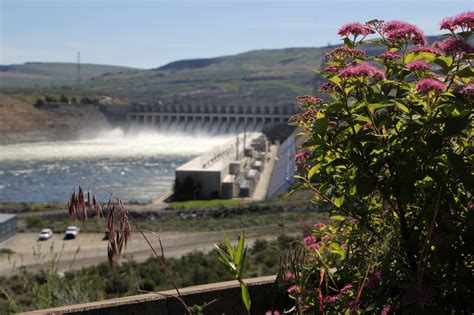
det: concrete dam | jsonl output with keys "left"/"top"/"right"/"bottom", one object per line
{"left": 126, "top": 103, "right": 298, "bottom": 133}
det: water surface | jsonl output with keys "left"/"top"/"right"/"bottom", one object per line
{"left": 0, "top": 129, "right": 232, "bottom": 203}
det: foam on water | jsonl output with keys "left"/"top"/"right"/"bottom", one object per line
{"left": 0, "top": 128, "right": 233, "bottom": 162}
{"left": 0, "top": 128, "right": 235, "bottom": 203}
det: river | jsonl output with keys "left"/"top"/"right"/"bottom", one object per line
{"left": 0, "top": 129, "right": 232, "bottom": 203}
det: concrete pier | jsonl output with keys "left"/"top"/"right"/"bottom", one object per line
{"left": 126, "top": 103, "right": 298, "bottom": 132}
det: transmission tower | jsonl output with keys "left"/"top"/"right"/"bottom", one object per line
{"left": 76, "top": 51, "right": 81, "bottom": 87}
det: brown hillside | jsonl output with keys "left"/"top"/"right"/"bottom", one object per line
{"left": 0, "top": 94, "right": 53, "bottom": 132}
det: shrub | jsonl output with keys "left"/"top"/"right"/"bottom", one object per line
{"left": 286, "top": 12, "right": 473, "bottom": 314}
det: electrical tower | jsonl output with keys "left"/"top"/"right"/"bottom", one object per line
{"left": 76, "top": 51, "right": 81, "bottom": 87}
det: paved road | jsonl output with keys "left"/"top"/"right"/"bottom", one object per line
{"left": 0, "top": 228, "right": 277, "bottom": 275}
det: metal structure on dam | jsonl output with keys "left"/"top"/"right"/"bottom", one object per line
{"left": 126, "top": 103, "right": 299, "bottom": 133}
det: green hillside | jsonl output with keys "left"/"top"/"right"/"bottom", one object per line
{"left": 1, "top": 36, "right": 439, "bottom": 107}
{"left": 79, "top": 47, "right": 332, "bottom": 106}
{"left": 0, "top": 62, "right": 138, "bottom": 88}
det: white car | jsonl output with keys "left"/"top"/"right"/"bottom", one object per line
{"left": 38, "top": 228, "right": 53, "bottom": 241}
{"left": 64, "top": 226, "right": 80, "bottom": 239}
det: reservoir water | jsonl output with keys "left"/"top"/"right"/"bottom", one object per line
{"left": 0, "top": 129, "right": 232, "bottom": 203}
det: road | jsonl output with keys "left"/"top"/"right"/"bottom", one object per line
{"left": 0, "top": 228, "right": 277, "bottom": 275}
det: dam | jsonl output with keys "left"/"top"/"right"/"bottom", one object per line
{"left": 126, "top": 103, "right": 299, "bottom": 133}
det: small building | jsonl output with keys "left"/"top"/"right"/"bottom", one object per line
{"left": 0, "top": 214, "right": 17, "bottom": 242}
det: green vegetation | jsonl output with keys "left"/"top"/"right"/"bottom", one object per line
{"left": 169, "top": 199, "right": 241, "bottom": 209}
{"left": 0, "top": 248, "right": 14, "bottom": 255}
{"left": 0, "top": 235, "right": 297, "bottom": 313}
{"left": 0, "top": 63, "right": 137, "bottom": 89}
{"left": 288, "top": 16, "right": 472, "bottom": 314}
{"left": 0, "top": 202, "right": 66, "bottom": 214}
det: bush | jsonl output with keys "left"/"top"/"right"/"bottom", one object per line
{"left": 286, "top": 13, "right": 473, "bottom": 314}
{"left": 25, "top": 216, "right": 44, "bottom": 229}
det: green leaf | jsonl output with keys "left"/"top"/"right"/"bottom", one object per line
{"left": 355, "top": 176, "right": 375, "bottom": 197}
{"left": 328, "top": 76, "right": 342, "bottom": 88}
{"left": 443, "top": 116, "right": 469, "bottom": 137}
{"left": 330, "top": 215, "right": 346, "bottom": 221}
{"left": 343, "top": 37, "right": 354, "bottom": 48}
{"left": 239, "top": 247, "right": 248, "bottom": 279}
{"left": 313, "top": 117, "right": 329, "bottom": 135}
{"left": 433, "top": 56, "right": 453, "bottom": 72}
{"left": 234, "top": 232, "right": 245, "bottom": 265}
{"left": 367, "top": 103, "right": 385, "bottom": 112}
{"left": 457, "top": 66, "right": 474, "bottom": 78}
{"left": 333, "top": 196, "right": 345, "bottom": 208}
{"left": 214, "top": 244, "right": 231, "bottom": 262}
{"left": 308, "top": 163, "right": 321, "bottom": 180}
{"left": 354, "top": 116, "right": 371, "bottom": 123}
{"left": 224, "top": 235, "right": 234, "bottom": 260}
{"left": 395, "top": 102, "right": 410, "bottom": 113}
{"left": 240, "top": 282, "right": 251, "bottom": 312}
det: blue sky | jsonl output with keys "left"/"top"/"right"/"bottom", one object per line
{"left": 1, "top": 0, "right": 472, "bottom": 69}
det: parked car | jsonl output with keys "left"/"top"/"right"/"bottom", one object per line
{"left": 64, "top": 226, "right": 80, "bottom": 239}
{"left": 38, "top": 228, "right": 53, "bottom": 241}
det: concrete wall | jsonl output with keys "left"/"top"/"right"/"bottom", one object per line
{"left": 24, "top": 276, "right": 291, "bottom": 315}
{"left": 267, "top": 132, "right": 297, "bottom": 198}
{"left": 175, "top": 169, "right": 224, "bottom": 199}
{"left": 0, "top": 215, "right": 16, "bottom": 242}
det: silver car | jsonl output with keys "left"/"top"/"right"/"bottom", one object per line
{"left": 64, "top": 226, "right": 80, "bottom": 240}
{"left": 38, "top": 228, "right": 53, "bottom": 241}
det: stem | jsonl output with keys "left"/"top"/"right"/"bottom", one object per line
{"left": 128, "top": 215, "right": 191, "bottom": 315}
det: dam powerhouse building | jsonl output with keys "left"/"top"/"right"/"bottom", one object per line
{"left": 174, "top": 133, "right": 269, "bottom": 200}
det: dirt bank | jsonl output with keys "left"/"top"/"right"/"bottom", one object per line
{"left": 0, "top": 93, "right": 121, "bottom": 145}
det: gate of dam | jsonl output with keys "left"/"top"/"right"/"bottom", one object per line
{"left": 126, "top": 103, "right": 299, "bottom": 133}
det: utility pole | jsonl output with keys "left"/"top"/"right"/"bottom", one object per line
{"left": 236, "top": 133, "right": 240, "bottom": 161}
{"left": 76, "top": 51, "right": 81, "bottom": 88}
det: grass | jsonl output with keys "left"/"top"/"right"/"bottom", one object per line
{"left": 0, "top": 203, "right": 66, "bottom": 214}
{"left": 0, "top": 248, "right": 14, "bottom": 255}
{"left": 17, "top": 191, "right": 327, "bottom": 234}
{"left": 169, "top": 199, "right": 241, "bottom": 209}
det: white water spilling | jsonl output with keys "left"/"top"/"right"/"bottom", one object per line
{"left": 0, "top": 128, "right": 233, "bottom": 203}
{"left": 0, "top": 128, "right": 232, "bottom": 162}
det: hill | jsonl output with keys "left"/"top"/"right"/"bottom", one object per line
{"left": 78, "top": 47, "right": 332, "bottom": 107}
{"left": 1, "top": 36, "right": 440, "bottom": 108}
{"left": 0, "top": 62, "right": 138, "bottom": 88}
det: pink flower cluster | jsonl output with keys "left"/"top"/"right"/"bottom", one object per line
{"left": 382, "top": 21, "right": 426, "bottom": 46}
{"left": 287, "top": 284, "right": 299, "bottom": 294}
{"left": 303, "top": 235, "right": 321, "bottom": 250}
{"left": 325, "top": 47, "right": 365, "bottom": 60}
{"left": 402, "top": 285, "right": 434, "bottom": 306}
{"left": 338, "top": 22, "right": 374, "bottom": 37}
{"left": 409, "top": 46, "right": 443, "bottom": 56}
{"left": 415, "top": 78, "right": 446, "bottom": 94}
{"left": 320, "top": 82, "right": 337, "bottom": 92}
{"left": 379, "top": 51, "right": 399, "bottom": 61}
{"left": 434, "top": 37, "right": 473, "bottom": 54}
{"left": 294, "top": 95, "right": 323, "bottom": 109}
{"left": 265, "top": 311, "right": 280, "bottom": 315}
{"left": 440, "top": 11, "right": 474, "bottom": 31}
{"left": 460, "top": 82, "right": 474, "bottom": 100}
{"left": 323, "top": 284, "right": 354, "bottom": 304}
{"left": 314, "top": 222, "right": 326, "bottom": 229}
{"left": 381, "top": 305, "right": 391, "bottom": 315}
{"left": 295, "top": 150, "right": 310, "bottom": 162}
{"left": 338, "top": 62, "right": 385, "bottom": 81}
{"left": 324, "top": 65, "right": 339, "bottom": 73}
{"left": 406, "top": 60, "right": 431, "bottom": 72}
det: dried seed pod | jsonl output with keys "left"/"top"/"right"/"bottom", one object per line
{"left": 107, "top": 236, "right": 118, "bottom": 271}
{"left": 93, "top": 194, "right": 103, "bottom": 218}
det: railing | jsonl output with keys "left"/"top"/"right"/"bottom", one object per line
{"left": 23, "top": 275, "right": 291, "bottom": 315}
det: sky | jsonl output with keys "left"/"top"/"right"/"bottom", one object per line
{"left": 1, "top": 0, "right": 472, "bottom": 69}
